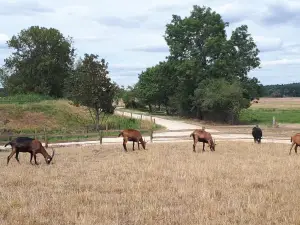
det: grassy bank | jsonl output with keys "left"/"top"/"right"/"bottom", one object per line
{"left": 0, "top": 95, "right": 162, "bottom": 144}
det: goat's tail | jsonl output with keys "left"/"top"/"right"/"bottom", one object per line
{"left": 118, "top": 131, "right": 123, "bottom": 137}
{"left": 291, "top": 137, "right": 293, "bottom": 142}
{"left": 190, "top": 132, "right": 194, "bottom": 137}
{"left": 5, "top": 141, "right": 12, "bottom": 147}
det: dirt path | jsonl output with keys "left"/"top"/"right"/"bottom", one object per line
{"left": 0, "top": 109, "right": 292, "bottom": 151}
{"left": 114, "top": 110, "right": 291, "bottom": 145}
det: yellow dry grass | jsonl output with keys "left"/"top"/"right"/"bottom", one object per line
{"left": 0, "top": 141, "right": 300, "bottom": 225}
{"left": 250, "top": 97, "right": 300, "bottom": 109}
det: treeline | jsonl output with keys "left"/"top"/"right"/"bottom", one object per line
{"left": 120, "top": 5, "right": 263, "bottom": 124}
{"left": 0, "top": 26, "right": 118, "bottom": 130}
{"left": 1, "top": 5, "right": 268, "bottom": 124}
{"left": 261, "top": 83, "right": 300, "bottom": 97}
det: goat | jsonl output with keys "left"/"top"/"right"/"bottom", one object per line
{"left": 289, "top": 133, "right": 300, "bottom": 155}
{"left": 5, "top": 137, "right": 55, "bottom": 165}
{"left": 190, "top": 129, "right": 216, "bottom": 152}
{"left": 118, "top": 129, "right": 148, "bottom": 151}
{"left": 252, "top": 125, "right": 263, "bottom": 144}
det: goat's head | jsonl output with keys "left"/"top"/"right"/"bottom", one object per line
{"left": 209, "top": 139, "right": 217, "bottom": 151}
{"left": 141, "top": 138, "right": 148, "bottom": 149}
{"left": 45, "top": 148, "right": 55, "bottom": 164}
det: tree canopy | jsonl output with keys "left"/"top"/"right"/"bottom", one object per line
{"left": 0, "top": 26, "right": 75, "bottom": 97}
{"left": 64, "top": 54, "right": 117, "bottom": 130}
{"left": 134, "top": 5, "right": 262, "bottom": 123}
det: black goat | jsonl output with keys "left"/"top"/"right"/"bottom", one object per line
{"left": 5, "top": 137, "right": 55, "bottom": 165}
{"left": 252, "top": 125, "right": 263, "bottom": 144}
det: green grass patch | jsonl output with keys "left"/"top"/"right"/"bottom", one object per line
{"left": 239, "top": 108, "right": 300, "bottom": 124}
{"left": 0, "top": 93, "right": 54, "bottom": 104}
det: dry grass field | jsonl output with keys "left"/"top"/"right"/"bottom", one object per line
{"left": 1, "top": 141, "right": 300, "bottom": 225}
{"left": 250, "top": 97, "right": 300, "bottom": 109}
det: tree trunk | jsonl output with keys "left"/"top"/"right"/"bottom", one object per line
{"left": 95, "top": 108, "right": 100, "bottom": 131}
{"left": 148, "top": 104, "right": 152, "bottom": 113}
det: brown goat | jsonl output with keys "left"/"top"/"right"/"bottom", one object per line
{"left": 190, "top": 129, "right": 216, "bottom": 152}
{"left": 289, "top": 133, "right": 300, "bottom": 155}
{"left": 118, "top": 129, "right": 147, "bottom": 151}
{"left": 5, "top": 137, "right": 55, "bottom": 165}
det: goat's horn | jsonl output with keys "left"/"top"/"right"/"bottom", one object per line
{"left": 51, "top": 148, "right": 55, "bottom": 160}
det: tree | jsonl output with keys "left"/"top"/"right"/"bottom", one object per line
{"left": 193, "top": 78, "right": 250, "bottom": 124}
{"left": 160, "top": 5, "right": 261, "bottom": 121}
{"left": 2, "top": 26, "right": 75, "bottom": 97}
{"left": 64, "top": 54, "right": 117, "bottom": 131}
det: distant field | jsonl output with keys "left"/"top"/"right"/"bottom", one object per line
{"left": 240, "top": 97, "right": 300, "bottom": 125}
{"left": 250, "top": 97, "right": 300, "bottom": 109}
{"left": 0, "top": 141, "right": 299, "bottom": 225}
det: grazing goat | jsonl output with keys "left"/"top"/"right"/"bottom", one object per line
{"left": 289, "top": 133, "right": 300, "bottom": 155}
{"left": 190, "top": 129, "right": 216, "bottom": 152}
{"left": 118, "top": 129, "right": 147, "bottom": 151}
{"left": 5, "top": 137, "right": 55, "bottom": 165}
{"left": 252, "top": 125, "right": 262, "bottom": 144}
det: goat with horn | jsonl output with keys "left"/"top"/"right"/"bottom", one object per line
{"left": 5, "top": 137, "right": 55, "bottom": 165}
{"left": 118, "top": 129, "right": 148, "bottom": 151}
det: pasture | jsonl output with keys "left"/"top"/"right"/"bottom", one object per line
{"left": 1, "top": 141, "right": 300, "bottom": 225}
{"left": 239, "top": 97, "right": 300, "bottom": 125}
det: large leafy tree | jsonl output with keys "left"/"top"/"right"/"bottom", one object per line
{"left": 64, "top": 54, "right": 117, "bottom": 131}
{"left": 1, "top": 26, "right": 75, "bottom": 97}
{"left": 135, "top": 60, "right": 177, "bottom": 113}
{"left": 161, "top": 5, "right": 261, "bottom": 121}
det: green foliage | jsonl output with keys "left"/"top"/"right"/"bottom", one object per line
{"left": 1, "top": 26, "right": 75, "bottom": 97}
{"left": 239, "top": 109, "right": 300, "bottom": 124}
{"left": 194, "top": 78, "right": 249, "bottom": 113}
{"left": 262, "top": 83, "right": 300, "bottom": 97}
{"left": 133, "top": 5, "right": 261, "bottom": 123}
{"left": 0, "top": 93, "right": 54, "bottom": 104}
{"left": 64, "top": 54, "right": 118, "bottom": 130}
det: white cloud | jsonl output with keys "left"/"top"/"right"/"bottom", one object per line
{"left": 0, "top": 0, "right": 299, "bottom": 86}
{"left": 261, "top": 58, "right": 300, "bottom": 66}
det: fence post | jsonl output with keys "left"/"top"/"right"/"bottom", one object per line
{"left": 100, "top": 131, "right": 103, "bottom": 144}
{"left": 140, "top": 114, "right": 143, "bottom": 128}
{"left": 150, "top": 129, "right": 153, "bottom": 143}
{"left": 44, "top": 127, "right": 48, "bottom": 148}
{"left": 131, "top": 112, "right": 132, "bottom": 118}
{"left": 106, "top": 122, "right": 108, "bottom": 131}
{"left": 272, "top": 116, "right": 276, "bottom": 128}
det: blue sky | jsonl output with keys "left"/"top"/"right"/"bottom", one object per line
{"left": 0, "top": 0, "right": 299, "bottom": 87}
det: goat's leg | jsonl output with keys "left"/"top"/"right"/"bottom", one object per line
{"left": 15, "top": 151, "right": 21, "bottom": 164}
{"left": 202, "top": 142, "right": 205, "bottom": 152}
{"left": 132, "top": 142, "right": 135, "bottom": 151}
{"left": 138, "top": 141, "right": 140, "bottom": 150}
{"left": 33, "top": 153, "right": 39, "bottom": 165}
{"left": 122, "top": 138, "right": 128, "bottom": 152}
{"left": 30, "top": 153, "right": 34, "bottom": 164}
{"left": 193, "top": 140, "right": 197, "bottom": 152}
{"left": 295, "top": 145, "right": 298, "bottom": 154}
{"left": 289, "top": 143, "right": 295, "bottom": 155}
{"left": 7, "top": 148, "right": 16, "bottom": 165}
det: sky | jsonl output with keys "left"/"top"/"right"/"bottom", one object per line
{"left": 0, "top": 0, "right": 300, "bottom": 87}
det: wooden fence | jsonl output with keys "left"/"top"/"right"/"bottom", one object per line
{"left": 0, "top": 128, "right": 154, "bottom": 147}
